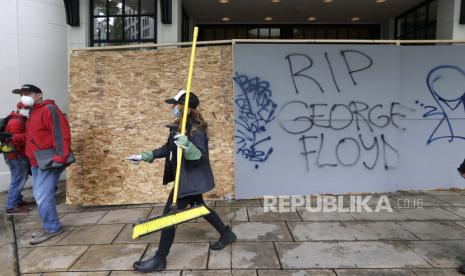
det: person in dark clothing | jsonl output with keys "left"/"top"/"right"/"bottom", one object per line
{"left": 458, "top": 159, "right": 465, "bottom": 274}
{"left": 127, "top": 90, "right": 236, "bottom": 273}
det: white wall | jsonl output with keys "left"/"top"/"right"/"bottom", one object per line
{"left": 0, "top": 0, "right": 69, "bottom": 192}
{"left": 157, "top": 0, "right": 182, "bottom": 44}
{"left": 437, "top": 0, "right": 465, "bottom": 39}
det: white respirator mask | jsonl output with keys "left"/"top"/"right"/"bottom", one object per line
{"left": 20, "top": 95, "right": 34, "bottom": 107}
{"left": 18, "top": 109, "right": 30, "bottom": 117}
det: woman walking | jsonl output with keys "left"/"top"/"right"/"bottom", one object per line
{"left": 127, "top": 90, "right": 236, "bottom": 272}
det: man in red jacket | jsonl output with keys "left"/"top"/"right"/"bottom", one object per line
{"left": 0, "top": 102, "right": 34, "bottom": 214}
{"left": 11, "top": 84, "right": 72, "bottom": 245}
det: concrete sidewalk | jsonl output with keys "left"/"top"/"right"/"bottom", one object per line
{"left": 2, "top": 183, "right": 465, "bottom": 275}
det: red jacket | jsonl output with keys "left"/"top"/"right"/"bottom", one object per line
{"left": 4, "top": 112, "right": 27, "bottom": 160}
{"left": 25, "top": 100, "right": 72, "bottom": 167}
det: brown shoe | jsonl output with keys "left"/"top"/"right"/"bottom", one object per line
{"left": 17, "top": 200, "right": 36, "bottom": 207}
{"left": 6, "top": 206, "right": 30, "bottom": 214}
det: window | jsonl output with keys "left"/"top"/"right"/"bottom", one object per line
{"left": 395, "top": 0, "right": 437, "bottom": 40}
{"left": 198, "top": 24, "right": 381, "bottom": 41}
{"left": 90, "top": 0, "right": 156, "bottom": 46}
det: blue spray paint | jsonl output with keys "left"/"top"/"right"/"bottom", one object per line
{"left": 418, "top": 65, "right": 465, "bottom": 144}
{"left": 233, "top": 72, "right": 278, "bottom": 169}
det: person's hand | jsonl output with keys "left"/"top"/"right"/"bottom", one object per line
{"left": 174, "top": 134, "right": 191, "bottom": 150}
{"left": 125, "top": 154, "right": 142, "bottom": 165}
{"left": 0, "top": 132, "right": 13, "bottom": 142}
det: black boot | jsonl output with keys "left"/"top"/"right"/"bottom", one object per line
{"left": 210, "top": 226, "right": 237, "bottom": 250}
{"left": 133, "top": 256, "right": 167, "bottom": 272}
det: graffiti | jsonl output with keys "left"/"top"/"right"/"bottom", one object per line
{"left": 233, "top": 72, "right": 278, "bottom": 169}
{"left": 418, "top": 65, "right": 465, "bottom": 144}
{"left": 285, "top": 50, "right": 373, "bottom": 95}
{"left": 298, "top": 133, "right": 398, "bottom": 171}
{"left": 278, "top": 101, "right": 405, "bottom": 134}
{"left": 278, "top": 100, "right": 404, "bottom": 170}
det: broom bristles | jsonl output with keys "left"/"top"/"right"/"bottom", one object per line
{"left": 132, "top": 205, "right": 211, "bottom": 239}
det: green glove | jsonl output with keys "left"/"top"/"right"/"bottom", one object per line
{"left": 141, "top": 151, "right": 155, "bottom": 163}
{"left": 174, "top": 134, "right": 202, "bottom": 160}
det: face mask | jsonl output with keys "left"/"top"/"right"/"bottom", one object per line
{"left": 20, "top": 95, "right": 34, "bottom": 107}
{"left": 171, "top": 107, "right": 181, "bottom": 118}
{"left": 19, "top": 109, "right": 30, "bottom": 117}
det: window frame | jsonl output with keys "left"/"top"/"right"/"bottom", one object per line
{"left": 90, "top": 0, "right": 157, "bottom": 46}
{"left": 197, "top": 24, "right": 381, "bottom": 41}
{"left": 395, "top": 0, "right": 437, "bottom": 40}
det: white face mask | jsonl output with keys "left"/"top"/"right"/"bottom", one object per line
{"left": 20, "top": 95, "right": 34, "bottom": 107}
{"left": 18, "top": 109, "right": 30, "bottom": 117}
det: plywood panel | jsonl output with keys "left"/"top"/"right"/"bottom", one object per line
{"left": 67, "top": 46, "right": 234, "bottom": 205}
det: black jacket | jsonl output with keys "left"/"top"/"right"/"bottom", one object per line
{"left": 151, "top": 120, "right": 215, "bottom": 198}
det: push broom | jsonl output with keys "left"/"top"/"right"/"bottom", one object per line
{"left": 132, "top": 27, "right": 211, "bottom": 240}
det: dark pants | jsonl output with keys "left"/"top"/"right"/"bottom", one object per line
{"left": 155, "top": 189, "right": 228, "bottom": 258}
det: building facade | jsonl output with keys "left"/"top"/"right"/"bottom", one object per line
{"left": 1, "top": 0, "right": 465, "bottom": 191}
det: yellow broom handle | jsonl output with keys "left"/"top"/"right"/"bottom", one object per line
{"left": 173, "top": 26, "right": 199, "bottom": 205}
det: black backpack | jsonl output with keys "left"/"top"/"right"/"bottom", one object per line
{"left": 0, "top": 115, "right": 12, "bottom": 133}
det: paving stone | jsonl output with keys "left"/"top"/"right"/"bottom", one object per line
{"left": 110, "top": 271, "right": 179, "bottom": 276}
{"left": 444, "top": 207, "right": 465, "bottom": 219}
{"left": 55, "top": 203, "right": 88, "bottom": 213}
{"left": 174, "top": 223, "right": 220, "bottom": 242}
{"left": 391, "top": 195, "right": 449, "bottom": 207}
{"left": 0, "top": 244, "right": 16, "bottom": 276}
{"left": 276, "top": 241, "right": 431, "bottom": 268}
{"left": 141, "top": 243, "right": 158, "bottom": 259}
{"left": 398, "top": 221, "right": 465, "bottom": 240}
{"left": 113, "top": 224, "right": 160, "bottom": 244}
{"left": 422, "top": 190, "right": 462, "bottom": 196}
{"left": 232, "top": 242, "right": 280, "bottom": 269}
{"left": 396, "top": 207, "right": 463, "bottom": 220}
{"left": 14, "top": 214, "right": 45, "bottom": 229}
{"left": 288, "top": 222, "right": 357, "bottom": 241}
{"left": 19, "top": 247, "right": 34, "bottom": 259}
{"left": 257, "top": 270, "right": 335, "bottom": 275}
{"left": 247, "top": 207, "right": 301, "bottom": 222}
{"left": 411, "top": 269, "right": 464, "bottom": 275}
{"left": 233, "top": 222, "right": 293, "bottom": 241}
{"left": 70, "top": 244, "right": 147, "bottom": 271}
{"left": 58, "top": 224, "right": 125, "bottom": 245}
{"left": 297, "top": 208, "right": 356, "bottom": 221}
{"left": 350, "top": 210, "right": 408, "bottom": 221}
{"left": 217, "top": 199, "right": 261, "bottom": 207}
{"left": 166, "top": 243, "right": 209, "bottom": 270}
{"left": 0, "top": 216, "right": 14, "bottom": 247}
{"left": 335, "top": 269, "right": 415, "bottom": 275}
{"left": 21, "top": 245, "right": 88, "bottom": 273}
{"left": 98, "top": 208, "right": 151, "bottom": 224}
{"left": 231, "top": 270, "right": 258, "bottom": 276}
{"left": 208, "top": 244, "right": 232, "bottom": 269}
{"left": 431, "top": 195, "right": 465, "bottom": 206}
{"left": 42, "top": 272, "right": 110, "bottom": 276}
{"left": 141, "top": 243, "right": 210, "bottom": 270}
{"left": 184, "top": 270, "right": 257, "bottom": 276}
{"left": 345, "top": 222, "right": 418, "bottom": 241}
{"left": 148, "top": 206, "right": 167, "bottom": 217}
{"left": 16, "top": 226, "right": 73, "bottom": 247}
{"left": 212, "top": 207, "right": 248, "bottom": 222}
{"left": 288, "top": 222, "right": 418, "bottom": 241}
{"left": 60, "top": 211, "right": 108, "bottom": 226}
{"left": 405, "top": 241, "right": 465, "bottom": 268}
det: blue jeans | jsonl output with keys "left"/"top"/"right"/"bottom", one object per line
{"left": 4, "top": 157, "right": 29, "bottom": 209}
{"left": 31, "top": 166, "right": 62, "bottom": 233}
